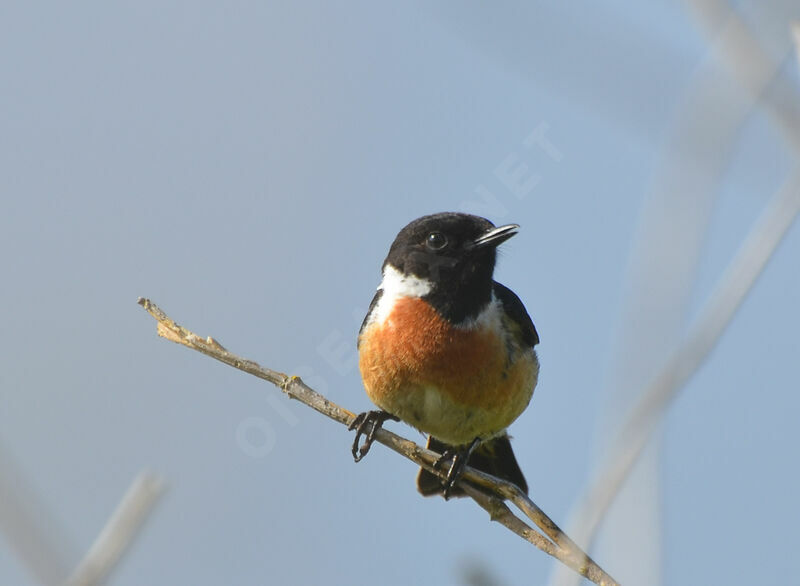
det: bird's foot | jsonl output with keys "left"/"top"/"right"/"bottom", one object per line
{"left": 432, "top": 437, "right": 481, "bottom": 499}
{"left": 348, "top": 410, "right": 399, "bottom": 462}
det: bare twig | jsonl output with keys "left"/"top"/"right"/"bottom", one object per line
{"left": 137, "top": 297, "right": 619, "bottom": 586}
{"left": 65, "top": 472, "right": 165, "bottom": 586}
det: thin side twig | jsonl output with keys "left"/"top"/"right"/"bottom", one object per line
{"left": 137, "top": 297, "right": 619, "bottom": 586}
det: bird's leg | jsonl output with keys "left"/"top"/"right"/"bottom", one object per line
{"left": 432, "top": 437, "right": 482, "bottom": 499}
{"left": 348, "top": 410, "right": 399, "bottom": 462}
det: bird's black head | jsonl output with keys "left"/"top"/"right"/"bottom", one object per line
{"left": 382, "top": 212, "right": 519, "bottom": 323}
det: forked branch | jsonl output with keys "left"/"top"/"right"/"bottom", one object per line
{"left": 137, "top": 297, "right": 619, "bottom": 586}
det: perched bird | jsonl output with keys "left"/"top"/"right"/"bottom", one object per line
{"left": 350, "top": 212, "right": 539, "bottom": 498}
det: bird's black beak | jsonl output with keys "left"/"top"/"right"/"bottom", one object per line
{"left": 470, "top": 224, "right": 519, "bottom": 249}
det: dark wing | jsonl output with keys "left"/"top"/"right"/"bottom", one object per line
{"left": 357, "top": 288, "right": 383, "bottom": 349}
{"left": 493, "top": 281, "right": 539, "bottom": 348}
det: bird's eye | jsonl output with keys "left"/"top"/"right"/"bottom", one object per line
{"left": 426, "top": 232, "right": 448, "bottom": 250}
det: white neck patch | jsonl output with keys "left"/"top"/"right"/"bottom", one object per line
{"left": 367, "top": 264, "right": 433, "bottom": 326}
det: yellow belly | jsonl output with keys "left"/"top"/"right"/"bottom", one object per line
{"left": 358, "top": 297, "right": 538, "bottom": 445}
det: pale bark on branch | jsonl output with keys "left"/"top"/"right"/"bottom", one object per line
{"left": 137, "top": 297, "right": 619, "bottom": 586}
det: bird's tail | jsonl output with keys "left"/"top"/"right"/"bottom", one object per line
{"left": 416, "top": 434, "right": 528, "bottom": 498}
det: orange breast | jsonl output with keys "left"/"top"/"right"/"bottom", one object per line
{"left": 358, "top": 297, "right": 537, "bottom": 443}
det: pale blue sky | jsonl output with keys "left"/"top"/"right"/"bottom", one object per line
{"left": 1, "top": 2, "right": 798, "bottom": 585}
